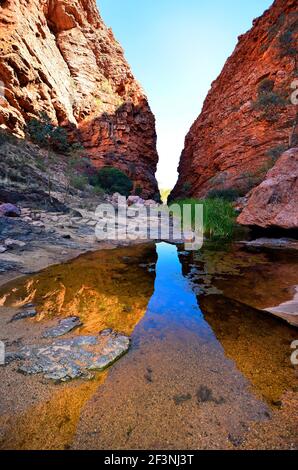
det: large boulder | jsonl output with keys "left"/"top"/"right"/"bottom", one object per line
{"left": 127, "top": 195, "right": 145, "bottom": 206}
{"left": 237, "top": 148, "right": 298, "bottom": 230}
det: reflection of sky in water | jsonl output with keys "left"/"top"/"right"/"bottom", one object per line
{"left": 135, "top": 242, "right": 216, "bottom": 341}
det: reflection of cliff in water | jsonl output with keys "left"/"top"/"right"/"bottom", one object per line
{"left": 0, "top": 243, "right": 157, "bottom": 336}
{"left": 178, "top": 246, "right": 298, "bottom": 404}
{"left": 179, "top": 244, "right": 298, "bottom": 316}
{"left": 199, "top": 295, "right": 297, "bottom": 404}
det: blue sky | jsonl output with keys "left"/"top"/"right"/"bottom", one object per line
{"left": 98, "top": 0, "right": 273, "bottom": 189}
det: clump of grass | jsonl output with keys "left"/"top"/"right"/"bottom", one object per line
{"left": 174, "top": 198, "right": 237, "bottom": 239}
{"left": 182, "top": 182, "right": 192, "bottom": 193}
{"left": 252, "top": 79, "right": 287, "bottom": 122}
{"left": 134, "top": 185, "right": 143, "bottom": 196}
{"left": 266, "top": 144, "right": 288, "bottom": 162}
{"left": 0, "top": 130, "right": 18, "bottom": 146}
{"left": 254, "top": 91, "right": 286, "bottom": 109}
{"left": 279, "top": 29, "right": 297, "bottom": 64}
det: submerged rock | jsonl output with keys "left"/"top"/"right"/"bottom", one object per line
{"left": 173, "top": 394, "right": 192, "bottom": 405}
{"left": 0, "top": 260, "right": 21, "bottom": 273}
{"left": 42, "top": 316, "right": 82, "bottom": 338}
{"left": 4, "top": 352, "right": 26, "bottom": 365}
{"left": 10, "top": 308, "right": 37, "bottom": 322}
{"left": 23, "top": 303, "right": 35, "bottom": 309}
{"left": 196, "top": 385, "right": 225, "bottom": 405}
{"left": 264, "top": 285, "right": 298, "bottom": 327}
{"left": 7, "top": 333, "right": 130, "bottom": 382}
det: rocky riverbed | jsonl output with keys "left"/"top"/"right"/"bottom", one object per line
{"left": 0, "top": 195, "right": 159, "bottom": 287}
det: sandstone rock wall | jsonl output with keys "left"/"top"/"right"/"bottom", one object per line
{"left": 0, "top": 0, "right": 159, "bottom": 198}
{"left": 171, "top": 0, "right": 297, "bottom": 200}
{"left": 237, "top": 147, "right": 298, "bottom": 230}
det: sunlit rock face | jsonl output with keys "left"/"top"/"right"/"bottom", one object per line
{"left": 0, "top": 0, "right": 159, "bottom": 198}
{"left": 171, "top": 0, "right": 297, "bottom": 201}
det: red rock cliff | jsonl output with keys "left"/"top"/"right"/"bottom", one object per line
{"left": 171, "top": 0, "right": 297, "bottom": 200}
{"left": 0, "top": 0, "right": 159, "bottom": 198}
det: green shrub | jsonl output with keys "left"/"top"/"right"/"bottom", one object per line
{"left": 267, "top": 13, "right": 286, "bottom": 42}
{"left": 27, "top": 112, "right": 71, "bottom": 152}
{"left": 266, "top": 144, "right": 288, "bottom": 162}
{"left": 0, "top": 130, "right": 18, "bottom": 146}
{"left": 258, "top": 79, "right": 275, "bottom": 94}
{"left": 254, "top": 91, "right": 286, "bottom": 109}
{"left": 253, "top": 85, "right": 287, "bottom": 121}
{"left": 152, "top": 192, "right": 161, "bottom": 203}
{"left": 49, "top": 126, "right": 69, "bottom": 152}
{"left": 135, "top": 185, "right": 143, "bottom": 196}
{"left": 182, "top": 182, "right": 192, "bottom": 194}
{"left": 70, "top": 174, "right": 89, "bottom": 191}
{"left": 207, "top": 188, "right": 241, "bottom": 202}
{"left": 91, "top": 167, "right": 133, "bottom": 196}
{"left": 279, "top": 30, "right": 297, "bottom": 60}
{"left": 93, "top": 185, "right": 105, "bottom": 196}
{"left": 240, "top": 171, "right": 264, "bottom": 193}
{"left": 72, "top": 156, "right": 97, "bottom": 179}
{"left": 174, "top": 198, "right": 237, "bottom": 239}
{"left": 253, "top": 78, "right": 287, "bottom": 122}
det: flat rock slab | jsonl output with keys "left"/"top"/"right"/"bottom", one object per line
{"left": 42, "top": 316, "right": 82, "bottom": 338}
{"left": 6, "top": 333, "right": 130, "bottom": 382}
{"left": 10, "top": 308, "right": 37, "bottom": 322}
{"left": 264, "top": 285, "right": 298, "bottom": 327}
{"left": 241, "top": 238, "right": 298, "bottom": 250}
